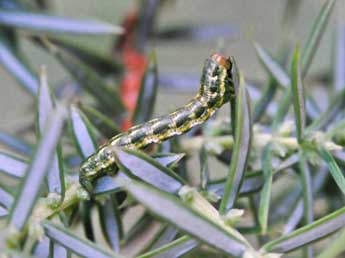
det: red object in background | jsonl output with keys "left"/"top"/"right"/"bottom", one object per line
{"left": 120, "top": 49, "right": 147, "bottom": 130}
{"left": 116, "top": 11, "right": 138, "bottom": 51}
{"left": 116, "top": 10, "right": 148, "bottom": 130}
{"left": 121, "top": 49, "right": 147, "bottom": 113}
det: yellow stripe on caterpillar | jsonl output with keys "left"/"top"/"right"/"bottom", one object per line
{"left": 79, "top": 53, "right": 236, "bottom": 192}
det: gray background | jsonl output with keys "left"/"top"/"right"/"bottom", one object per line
{"left": 0, "top": 0, "right": 343, "bottom": 134}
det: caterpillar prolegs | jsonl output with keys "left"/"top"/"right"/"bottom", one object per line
{"left": 79, "top": 53, "right": 236, "bottom": 192}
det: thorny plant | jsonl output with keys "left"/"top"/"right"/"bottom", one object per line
{"left": 0, "top": 0, "right": 345, "bottom": 258}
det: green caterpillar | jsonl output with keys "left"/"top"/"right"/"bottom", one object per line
{"left": 79, "top": 53, "right": 236, "bottom": 192}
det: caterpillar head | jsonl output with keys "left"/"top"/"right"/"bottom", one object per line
{"left": 200, "top": 53, "right": 236, "bottom": 107}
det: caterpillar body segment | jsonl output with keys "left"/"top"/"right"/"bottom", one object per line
{"left": 79, "top": 53, "right": 236, "bottom": 192}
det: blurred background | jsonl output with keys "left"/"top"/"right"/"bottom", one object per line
{"left": 1, "top": 0, "right": 343, "bottom": 133}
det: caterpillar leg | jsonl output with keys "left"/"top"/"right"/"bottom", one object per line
{"left": 79, "top": 175, "right": 94, "bottom": 193}
{"left": 79, "top": 152, "right": 119, "bottom": 193}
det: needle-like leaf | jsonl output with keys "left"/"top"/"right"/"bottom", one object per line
{"left": 301, "top": 0, "right": 336, "bottom": 77}
{"left": 290, "top": 45, "right": 306, "bottom": 143}
{"left": 98, "top": 196, "right": 122, "bottom": 252}
{"left": 253, "top": 42, "right": 290, "bottom": 88}
{"left": 113, "top": 148, "right": 185, "bottom": 194}
{"left": 258, "top": 143, "right": 273, "bottom": 234}
{"left": 0, "top": 35, "right": 38, "bottom": 95}
{"left": 137, "top": 235, "right": 198, "bottom": 258}
{"left": 37, "top": 67, "right": 64, "bottom": 197}
{"left": 262, "top": 207, "right": 345, "bottom": 253}
{"left": 0, "top": 131, "right": 32, "bottom": 155}
{"left": 49, "top": 240, "right": 69, "bottom": 258}
{"left": 43, "top": 221, "right": 125, "bottom": 258}
{"left": 219, "top": 74, "right": 252, "bottom": 212}
{"left": 132, "top": 51, "right": 159, "bottom": 125}
{"left": 9, "top": 102, "right": 67, "bottom": 231}
{"left": 119, "top": 178, "right": 249, "bottom": 257}
{"left": 317, "top": 228, "right": 345, "bottom": 258}
{"left": 93, "top": 153, "right": 185, "bottom": 195}
{"left": 80, "top": 103, "right": 121, "bottom": 137}
{"left": 37, "top": 39, "right": 124, "bottom": 113}
{"left": 0, "top": 151, "right": 27, "bottom": 178}
{"left": 318, "top": 147, "right": 345, "bottom": 195}
{"left": 69, "top": 105, "right": 97, "bottom": 158}
{"left": 0, "top": 186, "right": 14, "bottom": 210}
{"left": 0, "top": 10, "right": 123, "bottom": 35}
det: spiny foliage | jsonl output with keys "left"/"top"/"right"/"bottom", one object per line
{"left": 0, "top": 0, "right": 344, "bottom": 258}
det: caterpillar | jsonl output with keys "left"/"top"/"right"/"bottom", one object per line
{"left": 79, "top": 53, "right": 236, "bottom": 192}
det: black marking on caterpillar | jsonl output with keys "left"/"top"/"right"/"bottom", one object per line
{"left": 79, "top": 53, "right": 236, "bottom": 192}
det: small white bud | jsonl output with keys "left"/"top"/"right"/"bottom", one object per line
{"left": 77, "top": 187, "right": 90, "bottom": 201}
{"left": 46, "top": 192, "right": 62, "bottom": 208}
{"left": 222, "top": 208, "right": 244, "bottom": 226}
{"left": 178, "top": 186, "right": 196, "bottom": 203}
